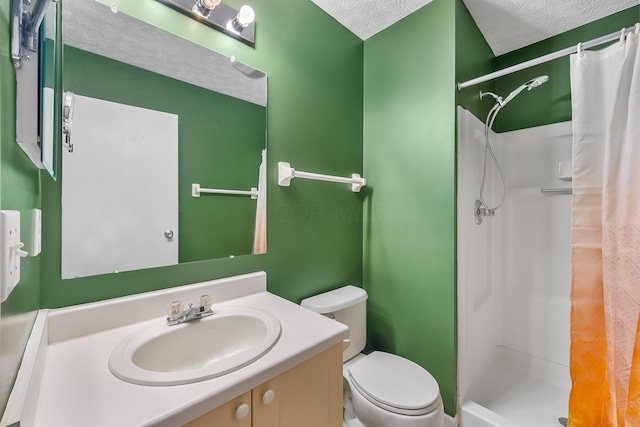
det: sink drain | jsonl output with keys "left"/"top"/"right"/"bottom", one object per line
{"left": 557, "top": 417, "right": 568, "bottom": 426}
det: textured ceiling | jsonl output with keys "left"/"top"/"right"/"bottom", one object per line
{"left": 309, "top": 0, "right": 434, "bottom": 40}
{"left": 463, "top": 0, "right": 639, "bottom": 56}
{"left": 309, "top": 0, "right": 638, "bottom": 55}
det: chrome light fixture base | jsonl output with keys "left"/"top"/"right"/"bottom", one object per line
{"left": 155, "top": 0, "right": 255, "bottom": 47}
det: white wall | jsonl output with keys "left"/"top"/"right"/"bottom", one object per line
{"left": 457, "top": 107, "right": 572, "bottom": 402}
{"left": 457, "top": 107, "right": 501, "bottom": 399}
{"left": 497, "top": 121, "right": 572, "bottom": 368}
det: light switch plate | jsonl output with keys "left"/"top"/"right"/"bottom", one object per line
{"left": 21, "top": 208, "right": 41, "bottom": 257}
{"left": 0, "top": 210, "right": 25, "bottom": 302}
{"left": 31, "top": 209, "right": 42, "bottom": 257}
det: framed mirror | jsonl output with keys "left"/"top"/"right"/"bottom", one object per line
{"left": 60, "top": 0, "right": 267, "bottom": 279}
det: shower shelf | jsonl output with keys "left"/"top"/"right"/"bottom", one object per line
{"left": 540, "top": 188, "right": 573, "bottom": 195}
{"left": 558, "top": 161, "right": 572, "bottom": 181}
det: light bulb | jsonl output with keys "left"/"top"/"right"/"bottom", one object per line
{"left": 226, "top": 5, "right": 254, "bottom": 34}
{"left": 237, "top": 6, "right": 255, "bottom": 26}
{"left": 192, "top": 0, "right": 221, "bottom": 17}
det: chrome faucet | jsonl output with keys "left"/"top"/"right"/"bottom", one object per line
{"left": 166, "top": 295, "right": 213, "bottom": 326}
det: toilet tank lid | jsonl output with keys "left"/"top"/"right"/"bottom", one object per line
{"left": 300, "top": 286, "right": 367, "bottom": 313}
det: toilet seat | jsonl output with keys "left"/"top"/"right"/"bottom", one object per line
{"left": 347, "top": 351, "right": 441, "bottom": 416}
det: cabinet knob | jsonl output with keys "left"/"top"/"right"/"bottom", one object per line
{"left": 262, "top": 389, "right": 275, "bottom": 405}
{"left": 235, "top": 403, "right": 250, "bottom": 420}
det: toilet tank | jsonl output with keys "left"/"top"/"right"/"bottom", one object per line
{"left": 300, "top": 286, "right": 367, "bottom": 362}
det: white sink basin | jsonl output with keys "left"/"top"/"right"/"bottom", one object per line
{"left": 108, "top": 306, "right": 281, "bottom": 386}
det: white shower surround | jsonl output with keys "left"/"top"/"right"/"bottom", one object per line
{"left": 457, "top": 107, "right": 572, "bottom": 427}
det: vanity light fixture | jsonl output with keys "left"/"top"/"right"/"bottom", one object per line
{"left": 155, "top": 0, "right": 256, "bottom": 46}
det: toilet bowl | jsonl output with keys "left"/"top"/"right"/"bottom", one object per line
{"left": 344, "top": 352, "right": 444, "bottom": 427}
{"left": 301, "top": 286, "right": 444, "bottom": 427}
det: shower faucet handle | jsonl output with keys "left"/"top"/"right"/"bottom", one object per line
{"left": 478, "top": 206, "right": 494, "bottom": 217}
{"left": 474, "top": 200, "right": 495, "bottom": 225}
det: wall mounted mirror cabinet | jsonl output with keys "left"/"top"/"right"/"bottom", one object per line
{"left": 59, "top": 0, "right": 267, "bottom": 279}
{"left": 11, "top": 0, "right": 59, "bottom": 177}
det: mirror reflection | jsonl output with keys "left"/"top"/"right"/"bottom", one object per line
{"left": 60, "top": 0, "right": 267, "bottom": 279}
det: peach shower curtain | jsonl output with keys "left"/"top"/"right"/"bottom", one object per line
{"left": 568, "top": 29, "right": 640, "bottom": 426}
{"left": 252, "top": 149, "right": 267, "bottom": 254}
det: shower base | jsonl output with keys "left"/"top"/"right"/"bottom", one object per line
{"left": 460, "top": 347, "right": 570, "bottom": 427}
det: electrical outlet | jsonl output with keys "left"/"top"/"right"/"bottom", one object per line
{"left": 0, "top": 211, "right": 28, "bottom": 302}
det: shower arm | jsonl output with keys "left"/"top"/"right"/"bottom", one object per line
{"left": 479, "top": 91, "right": 504, "bottom": 106}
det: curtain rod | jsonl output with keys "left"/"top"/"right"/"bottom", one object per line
{"left": 457, "top": 24, "right": 639, "bottom": 91}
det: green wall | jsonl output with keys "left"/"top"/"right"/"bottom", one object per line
{"left": 454, "top": 0, "right": 495, "bottom": 121}
{"left": 62, "top": 46, "right": 266, "bottom": 263}
{"left": 0, "top": 3, "right": 42, "bottom": 414}
{"left": 493, "top": 5, "right": 639, "bottom": 132}
{"left": 40, "top": 0, "right": 364, "bottom": 308}
{"left": 363, "top": 0, "right": 457, "bottom": 414}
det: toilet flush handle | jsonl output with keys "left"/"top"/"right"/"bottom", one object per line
{"left": 322, "top": 313, "right": 351, "bottom": 350}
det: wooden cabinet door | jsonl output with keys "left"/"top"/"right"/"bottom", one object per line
{"left": 184, "top": 391, "right": 252, "bottom": 427}
{"left": 252, "top": 344, "right": 343, "bottom": 427}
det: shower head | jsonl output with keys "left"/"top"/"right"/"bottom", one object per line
{"left": 525, "top": 75, "right": 549, "bottom": 89}
{"left": 501, "top": 75, "right": 549, "bottom": 106}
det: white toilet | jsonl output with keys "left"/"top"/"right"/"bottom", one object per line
{"left": 301, "top": 286, "right": 444, "bottom": 427}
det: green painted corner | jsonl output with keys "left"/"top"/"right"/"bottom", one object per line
{"left": 454, "top": 0, "right": 496, "bottom": 121}
{"left": 363, "top": 0, "right": 457, "bottom": 414}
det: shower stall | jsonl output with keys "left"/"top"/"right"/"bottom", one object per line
{"left": 456, "top": 106, "right": 573, "bottom": 427}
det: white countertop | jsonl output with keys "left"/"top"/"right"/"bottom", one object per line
{"left": 19, "top": 273, "right": 348, "bottom": 427}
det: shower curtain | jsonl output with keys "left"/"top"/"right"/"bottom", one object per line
{"left": 569, "top": 29, "right": 640, "bottom": 426}
{"left": 252, "top": 149, "right": 267, "bottom": 254}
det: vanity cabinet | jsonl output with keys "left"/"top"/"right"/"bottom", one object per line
{"left": 252, "top": 343, "right": 343, "bottom": 427}
{"left": 185, "top": 343, "right": 343, "bottom": 427}
{"left": 185, "top": 392, "right": 252, "bottom": 427}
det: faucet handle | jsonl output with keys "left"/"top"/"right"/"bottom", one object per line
{"left": 200, "top": 295, "right": 212, "bottom": 311}
{"left": 166, "top": 301, "right": 183, "bottom": 320}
